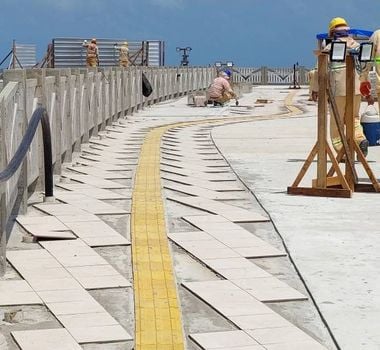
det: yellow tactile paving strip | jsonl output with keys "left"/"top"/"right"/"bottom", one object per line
{"left": 131, "top": 93, "right": 301, "bottom": 350}
{"left": 132, "top": 126, "right": 185, "bottom": 350}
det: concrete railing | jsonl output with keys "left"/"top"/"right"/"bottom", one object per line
{"left": 0, "top": 66, "right": 216, "bottom": 273}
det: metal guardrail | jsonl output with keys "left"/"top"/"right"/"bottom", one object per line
{"left": 0, "top": 107, "right": 53, "bottom": 197}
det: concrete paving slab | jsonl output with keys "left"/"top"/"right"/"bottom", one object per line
{"left": 68, "top": 324, "right": 132, "bottom": 344}
{"left": 79, "top": 154, "right": 137, "bottom": 166}
{"left": 27, "top": 278, "right": 83, "bottom": 292}
{"left": 161, "top": 160, "right": 230, "bottom": 172}
{"left": 75, "top": 160, "right": 128, "bottom": 171}
{"left": 64, "top": 221, "right": 130, "bottom": 242}
{"left": 16, "top": 215, "right": 66, "bottom": 228}
{"left": 169, "top": 231, "right": 214, "bottom": 242}
{"left": 161, "top": 166, "right": 236, "bottom": 181}
{"left": 38, "top": 289, "right": 90, "bottom": 303}
{"left": 56, "top": 183, "right": 131, "bottom": 200}
{"left": 183, "top": 280, "right": 272, "bottom": 317}
{"left": 246, "top": 326, "right": 319, "bottom": 345}
{"left": 0, "top": 280, "right": 42, "bottom": 306}
{"left": 55, "top": 193, "right": 128, "bottom": 215}
{"left": 46, "top": 299, "right": 106, "bottom": 315}
{"left": 65, "top": 166, "right": 132, "bottom": 180}
{"left": 40, "top": 240, "right": 131, "bottom": 289}
{"left": 56, "top": 214, "right": 101, "bottom": 224}
{"left": 230, "top": 314, "right": 292, "bottom": 330}
{"left": 263, "top": 341, "right": 327, "bottom": 350}
{"left": 163, "top": 175, "right": 244, "bottom": 191}
{"left": 12, "top": 329, "right": 82, "bottom": 350}
{"left": 33, "top": 203, "right": 91, "bottom": 217}
{"left": 61, "top": 174, "right": 128, "bottom": 189}
{"left": 190, "top": 330, "right": 260, "bottom": 349}
{"left": 59, "top": 312, "right": 119, "bottom": 328}
{"left": 169, "top": 196, "right": 269, "bottom": 222}
{"left": 182, "top": 215, "right": 284, "bottom": 257}
{"left": 164, "top": 183, "right": 246, "bottom": 200}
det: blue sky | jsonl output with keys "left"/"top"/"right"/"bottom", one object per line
{"left": 1, "top": 0, "right": 380, "bottom": 68}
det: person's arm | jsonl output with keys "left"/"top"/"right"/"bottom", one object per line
{"left": 222, "top": 80, "right": 236, "bottom": 97}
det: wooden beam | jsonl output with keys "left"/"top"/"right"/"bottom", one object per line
{"left": 345, "top": 56, "right": 356, "bottom": 189}
{"left": 291, "top": 142, "right": 318, "bottom": 187}
{"left": 316, "top": 54, "right": 328, "bottom": 188}
{"left": 287, "top": 186, "right": 352, "bottom": 198}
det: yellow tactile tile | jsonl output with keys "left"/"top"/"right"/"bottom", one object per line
{"left": 131, "top": 93, "right": 300, "bottom": 349}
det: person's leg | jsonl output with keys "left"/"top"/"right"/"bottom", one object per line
{"left": 329, "top": 96, "right": 346, "bottom": 152}
{"left": 353, "top": 94, "right": 368, "bottom": 156}
{"left": 353, "top": 94, "right": 366, "bottom": 144}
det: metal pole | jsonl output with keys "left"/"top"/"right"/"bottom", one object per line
{"left": 12, "top": 40, "right": 16, "bottom": 69}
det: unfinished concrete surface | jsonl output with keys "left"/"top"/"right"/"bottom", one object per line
{"left": 1, "top": 86, "right": 372, "bottom": 349}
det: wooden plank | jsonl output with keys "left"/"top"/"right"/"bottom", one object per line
{"left": 287, "top": 186, "right": 352, "bottom": 198}
{"left": 291, "top": 142, "right": 318, "bottom": 187}
{"left": 354, "top": 142, "right": 380, "bottom": 192}
{"left": 345, "top": 56, "right": 356, "bottom": 189}
{"left": 316, "top": 54, "right": 328, "bottom": 188}
{"left": 326, "top": 141, "right": 350, "bottom": 190}
{"left": 327, "top": 84, "right": 357, "bottom": 182}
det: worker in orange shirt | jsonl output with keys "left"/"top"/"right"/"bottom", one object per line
{"left": 208, "top": 70, "right": 237, "bottom": 106}
{"left": 83, "top": 38, "right": 99, "bottom": 67}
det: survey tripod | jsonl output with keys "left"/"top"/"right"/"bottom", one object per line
{"left": 288, "top": 51, "right": 380, "bottom": 198}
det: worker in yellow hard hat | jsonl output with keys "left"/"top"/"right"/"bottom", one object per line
{"left": 314, "top": 17, "right": 368, "bottom": 156}
{"left": 115, "top": 41, "right": 129, "bottom": 68}
{"left": 360, "top": 30, "right": 380, "bottom": 108}
{"left": 83, "top": 38, "right": 99, "bottom": 67}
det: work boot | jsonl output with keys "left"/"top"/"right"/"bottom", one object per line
{"left": 213, "top": 101, "right": 223, "bottom": 107}
{"left": 359, "top": 139, "right": 369, "bottom": 157}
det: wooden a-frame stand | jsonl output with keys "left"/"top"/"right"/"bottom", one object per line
{"left": 288, "top": 52, "right": 380, "bottom": 198}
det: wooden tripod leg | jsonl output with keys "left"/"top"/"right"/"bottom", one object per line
{"left": 327, "top": 86, "right": 358, "bottom": 183}
{"left": 354, "top": 142, "right": 380, "bottom": 192}
{"left": 291, "top": 142, "right": 318, "bottom": 187}
{"left": 327, "top": 148, "right": 344, "bottom": 177}
{"left": 326, "top": 142, "right": 350, "bottom": 190}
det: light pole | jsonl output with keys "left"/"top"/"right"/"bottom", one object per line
{"left": 176, "top": 47, "right": 192, "bottom": 66}
{"left": 290, "top": 61, "right": 301, "bottom": 89}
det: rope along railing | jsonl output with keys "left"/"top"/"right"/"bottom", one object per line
{"left": 0, "top": 107, "right": 53, "bottom": 197}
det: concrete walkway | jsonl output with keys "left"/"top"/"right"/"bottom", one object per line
{"left": 212, "top": 88, "right": 380, "bottom": 350}
{"left": 1, "top": 85, "right": 376, "bottom": 349}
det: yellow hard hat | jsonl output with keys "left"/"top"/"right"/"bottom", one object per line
{"left": 329, "top": 17, "right": 348, "bottom": 32}
{"left": 123, "top": 41, "right": 128, "bottom": 46}
{"left": 91, "top": 38, "right": 97, "bottom": 43}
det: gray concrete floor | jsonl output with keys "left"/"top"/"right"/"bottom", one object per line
{"left": 3, "top": 86, "right": 376, "bottom": 350}
{"left": 212, "top": 86, "right": 380, "bottom": 350}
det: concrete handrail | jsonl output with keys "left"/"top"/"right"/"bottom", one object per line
{"left": 0, "top": 66, "right": 216, "bottom": 274}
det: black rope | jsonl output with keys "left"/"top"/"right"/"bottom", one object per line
{"left": 0, "top": 107, "right": 54, "bottom": 197}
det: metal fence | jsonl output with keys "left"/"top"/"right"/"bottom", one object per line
{"left": 232, "top": 66, "right": 310, "bottom": 85}
{"left": 14, "top": 44, "right": 37, "bottom": 68}
{"left": 52, "top": 38, "right": 164, "bottom": 68}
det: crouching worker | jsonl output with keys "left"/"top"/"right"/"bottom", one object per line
{"left": 208, "top": 71, "right": 237, "bottom": 106}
